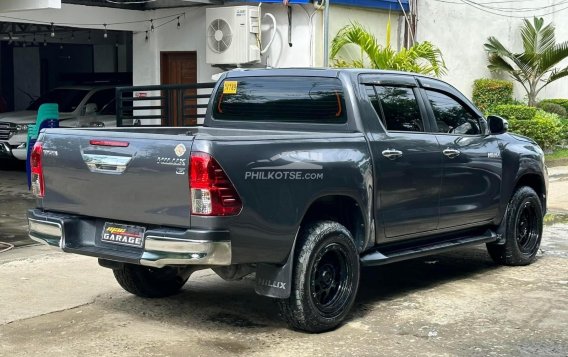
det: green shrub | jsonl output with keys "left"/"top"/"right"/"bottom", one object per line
{"left": 540, "top": 99, "right": 568, "bottom": 112}
{"left": 492, "top": 104, "right": 537, "bottom": 121}
{"left": 559, "top": 118, "right": 568, "bottom": 141}
{"left": 508, "top": 110, "right": 563, "bottom": 150}
{"left": 537, "top": 101, "right": 568, "bottom": 117}
{"left": 472, "top": 79, "right": 513, "bottom": 112}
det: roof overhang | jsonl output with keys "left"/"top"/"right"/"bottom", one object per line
{"left": 61, "top": 0, "right": 408, "bottom": 11}
{"left": 226, "top": 0, "right": 409, "bottom": 11}
{"left": 62, "top": 0, "right": 219, "bottom": 10}
{"left": 0, "top": 0, "right": 61, "bottom": 13}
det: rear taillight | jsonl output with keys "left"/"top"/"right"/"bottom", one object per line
{"left": 30, "top": 142, "right": 44, "bottom": 198}
{"left": 190, "top": 152, "right": 242, "bottom": 216}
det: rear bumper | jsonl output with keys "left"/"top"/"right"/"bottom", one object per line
{"left": 28, "top": 209, "right": 231, "bottom": 268}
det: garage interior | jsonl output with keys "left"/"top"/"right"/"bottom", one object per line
{"left": 0, "top": 22, "right": 133, "bottom": 112}
{"left": 0, "top": 0, "right": 218, "bottom": 113}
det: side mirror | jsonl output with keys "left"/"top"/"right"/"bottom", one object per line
{"left": 487, "top": 115, "right": 508, "bottom": 135}
{"left": 82, "top": 103, "right": 98, "bottom": 116}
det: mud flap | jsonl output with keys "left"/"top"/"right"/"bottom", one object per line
{"left": 255, "top": 241, "right": 295, "bottom": 299}
{"left": 495, "top": 203, "right": 510, "bottom": 245}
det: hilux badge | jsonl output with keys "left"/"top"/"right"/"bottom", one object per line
{"left": 175, "top": 144, "right": 186, "bottom": 157}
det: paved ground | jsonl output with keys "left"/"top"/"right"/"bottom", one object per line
{"left": 0, "top": 159, "right": 34, "bottom": 249}
{"left": 548, "top": 165, "right": 568, "bottom": 214}
{"left": 0, "top": 160, "right": 567, "bottom": 356}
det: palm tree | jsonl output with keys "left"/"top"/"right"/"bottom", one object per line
{"left": 330, "top": 22, "right": 446, "bottom": 77}
{"left": 485, "top": 17, "right": 568, "bottom": 107}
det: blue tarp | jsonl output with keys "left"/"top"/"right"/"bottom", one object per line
{"left": 230, "top": 0, "right": 409, "bottom": 11}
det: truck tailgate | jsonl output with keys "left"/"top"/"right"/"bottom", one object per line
{"left": 39, "top": 129, "right": 194, "bottom": 228}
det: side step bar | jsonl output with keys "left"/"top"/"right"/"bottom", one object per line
{"left": 360, "top": 230, "right": 498, "bottom": 267}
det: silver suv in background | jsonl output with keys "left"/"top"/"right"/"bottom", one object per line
{"left": 0, "top": 86, "right": 118, "bottom": 160}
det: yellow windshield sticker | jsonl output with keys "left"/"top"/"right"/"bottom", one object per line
{"left": 223, "top": 81, "right": 238, "bottom": 94}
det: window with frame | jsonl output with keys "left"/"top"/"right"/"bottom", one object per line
{"left": 366, "top": 85, "right": 424, "bottom": 132}
{"left": 426, "top": 90, "right": 481, "bottom": 135}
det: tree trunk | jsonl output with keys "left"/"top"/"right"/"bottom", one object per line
{"left": 527, "top": 81, "right": 538, "bottom": 107}
{"left": 528, "top": 94, "right": 537, "bottom": 107}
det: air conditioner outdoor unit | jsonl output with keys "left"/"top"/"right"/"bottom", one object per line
{"left": 206, "top": 6, "right": 261, "bottom": 65}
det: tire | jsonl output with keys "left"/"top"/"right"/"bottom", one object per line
{"left": 487, "top": 186, "right": 543, "bottom": 266}
{"left": 113, "top": 264, "right": 191, "bottom": 298}
{"left": 278, "top": 221, "right": 360, "bottom": 333}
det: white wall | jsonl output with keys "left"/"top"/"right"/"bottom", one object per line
{"left": 132, "top": 4, "right": 318, "bottom": 86}
{"left": 257, "top": 4, "right": 314, "bottom": 68}
{"left": 416, "top": 0, "right": 568, "bottom": 101}
{"left": 132, "top": 7, "right": 213, "bottom": 85}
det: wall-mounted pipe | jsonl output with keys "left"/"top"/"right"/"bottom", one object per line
{"left": 323, "top": 0, "right": 329, "bottom": 67}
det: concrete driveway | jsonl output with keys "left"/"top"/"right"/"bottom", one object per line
{"left": 0, "top": 163, "right": 567, "bottom": 357}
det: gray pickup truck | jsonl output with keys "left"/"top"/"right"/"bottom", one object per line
{"left": 28, "top": 69, "right": 547, "bottom": 332}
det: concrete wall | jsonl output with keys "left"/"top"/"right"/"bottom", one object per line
{"left": 416, "top": 0, "right": 568, "bottom": 101}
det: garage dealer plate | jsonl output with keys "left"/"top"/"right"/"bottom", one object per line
{"left": 102, "top": 223, "right": 145, "bottom": 248}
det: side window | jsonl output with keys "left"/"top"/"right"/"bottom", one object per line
{"left": 86, "top": 89, "right": 115, "bottom": 113}
{"left": 370, "top": 86, "right": 424, "bottom": 132}
{"left": 426, "top": 90, "right": 481, "bottom": 135}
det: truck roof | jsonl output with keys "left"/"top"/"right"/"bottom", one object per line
{"left": 224, "top": 67, "right": 437, "bottom": 81}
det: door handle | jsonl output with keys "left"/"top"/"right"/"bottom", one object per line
{"left": 442, "top": 148, "right": 461, "bottom": 159}
{"left": 382, "top": 149, "right": 403, "bottom": 160}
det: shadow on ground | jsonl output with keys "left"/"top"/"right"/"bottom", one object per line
{"left": 96, "top": 247, "right": 498, "bottom": 332}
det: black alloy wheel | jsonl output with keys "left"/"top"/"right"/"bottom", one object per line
{"left": 310, "top": 243, "right": 354, "bottom": 317}
{"left": 516, "top": 201, "right": 540, "bottom": 254}
{"left": 278, "top": 220, "right": 360, "bottom": 333}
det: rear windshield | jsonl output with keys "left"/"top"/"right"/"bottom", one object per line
{"left": 212, "top": 77, "right": 347, "bottom": 124}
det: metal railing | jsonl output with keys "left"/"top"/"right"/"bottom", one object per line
{"left": 115, "top": 82, "right": 216, "bottom": 127}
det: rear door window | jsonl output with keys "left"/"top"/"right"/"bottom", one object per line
{"left": 212, "top": 77, "right": 347, "bottom": 124}
{"left": 366, "top": 85, "right": 425, "bottom": 132}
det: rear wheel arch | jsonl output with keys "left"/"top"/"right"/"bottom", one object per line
{"left": 300, "top": 195, "right": 367, "bottom": 252}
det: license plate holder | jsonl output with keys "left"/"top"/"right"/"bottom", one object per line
{"left": 101, "top": 222, "right": 145, "bottom": 248}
